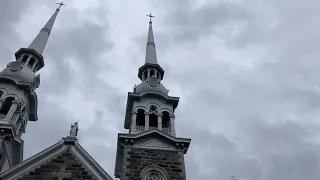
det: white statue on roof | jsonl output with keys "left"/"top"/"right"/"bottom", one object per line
{"left": 70, "top": 122, "right": 78, "bottom": 137}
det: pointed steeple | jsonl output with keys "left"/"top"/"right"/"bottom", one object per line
{"left": 138, "top": 14, "right": 164, "bottom": 80}
{"left": 15, "top": 3, "right": 65, "bottom": 70}
{"left": 28, "top": 7, "right": 60, "bottom": 55}
{"left": 145, "top": 16, "right": 157, "bottom": 64}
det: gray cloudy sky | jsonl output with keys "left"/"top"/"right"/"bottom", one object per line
{"left": 1, "top": 0, "right": 320, "bottom": 179}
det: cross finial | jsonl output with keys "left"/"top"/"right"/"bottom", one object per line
{"left": 56, "top": 2, "right": 66, "bottom": 11}
{"left": 146, "top": 13, "right": 155, "bottom": 23}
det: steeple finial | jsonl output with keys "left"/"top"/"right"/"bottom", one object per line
{"left": 146, "top": 13, "right": 155, "bottom": 23}
{"left": 56, "top": 2, "right": 66, "bottom": 11}
{"left": 28, "top": 2, "right": 64, "bottom": 55}
{"left": 144, "top": 13, "right": 157, "bottom": 64}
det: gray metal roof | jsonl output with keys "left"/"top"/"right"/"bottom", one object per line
{"left": 145, "top": 21, "right": 158, "bottom": 64}
{"left": 28, "top": 8, "right": 60, "bottom": 55}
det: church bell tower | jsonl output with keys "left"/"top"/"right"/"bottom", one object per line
{"left": 114, "top": 14, "right": 191, "bottom": 180}
{"left": 0, "top": 5, "right": 61, "bottom": 172}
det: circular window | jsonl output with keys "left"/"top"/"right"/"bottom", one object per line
{"left": 146, "top": 171, "right": 162, "bottom": 180}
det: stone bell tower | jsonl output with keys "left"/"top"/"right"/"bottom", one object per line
{"left": 114, "top": 14, "right": 191, "bottom": 180}
{"left": 0, "top": 5, "right": 61, "bottom": 172}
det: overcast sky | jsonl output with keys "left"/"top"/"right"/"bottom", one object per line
{"left": 1, "top": 0, "right": 320, "bottom": 179}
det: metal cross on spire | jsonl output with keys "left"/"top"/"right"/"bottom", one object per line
{"left": 146, "top": 13, "right": 155, "bottom": 23}
{"left": 56, "top": 1, "right": 66, "bottom": 11}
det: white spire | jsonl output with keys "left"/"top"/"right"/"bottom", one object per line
{"left": 28, "top": 4, "right": 63, "bottom": 55}
{"left": 145, "top": 14, "right": 157, "bottom": 64}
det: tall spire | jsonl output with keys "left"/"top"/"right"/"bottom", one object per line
{"left": 145, "top": 13, "right": 157, "bottom": 64}
{"left": 28, "top": 2, "right": 65, "bottom": 55}
{"left": 138, "top": 14, "right": 164, "bottom": 80}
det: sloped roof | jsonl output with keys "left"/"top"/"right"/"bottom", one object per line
{"left": 0, "top": 136, "right": 113, "bottom": 180}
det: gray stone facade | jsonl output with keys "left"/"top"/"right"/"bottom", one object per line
{"left": 121, "top": 148, "right": 186, "bottom": 180}
{"left": 16, "top": 150, "right": 93, "bottom": 180}
{"left": 0, "top": 137, "right": 113, "bottom": 180}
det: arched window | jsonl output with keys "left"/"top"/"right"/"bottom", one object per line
{"left": 149, "top": 114, "right": 158, "bottom": 128}
{"left": 141, "top": 164, "right": 169, "bottom": 180}
{"left": 33, "top": 63, "right": 39, "bottom": 72}
{"left": 144, "top": 71, "right": 148, "bottom": 79}
{"left": 162, "top": 111, "right": 170, "bottom": 128}
{"left": 28, "top": 57, "right": 36, "bottom": 68}
{"left": 136, "top": 109, "right": 145, "bottom": 126}
{"left": 0, "top": 91, "right": 3, "bottom": 99}
{"left": 0, "top": 97, "right": 15, "bottom": 115}
{"left": 149, "top": 105, "right": 158, "bottom": 128}
{"left": 146, "top": 171, "right": 163, "bottom": 180}
{"left": 21, "top": 55, "right": 28, "bottom": 64}
{"left": 150, "top": 70, "right": 155, "bottom": 77}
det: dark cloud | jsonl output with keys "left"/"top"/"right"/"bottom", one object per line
{"left": 2, "top": 0, "right": 320, "bottom": 180}
{"left": 39, "top": 6, "right": 114, "bottom": 95}
{"left": 0, "top": 0, "right": 31, "bottom": 65}
{"left": 142, "top": 0, "right": 320, "bottom": 179}
{"left": 21, "top": 0, "right": 121, "bottom": 174}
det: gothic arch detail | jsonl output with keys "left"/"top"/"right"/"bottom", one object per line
{"left": 140, "top": 164, "right": 169, "bottom": 180}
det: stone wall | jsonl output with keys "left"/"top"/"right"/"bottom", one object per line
{"left": 121, "top": 147, "right": 186, "bottom": 180}
{"left": 17, "top": 150, "right": 93, "bottom": 180}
